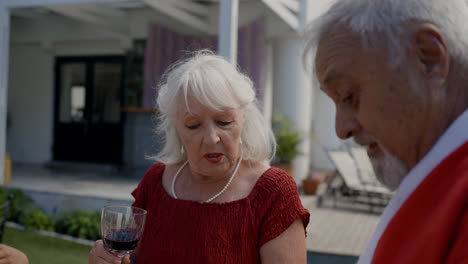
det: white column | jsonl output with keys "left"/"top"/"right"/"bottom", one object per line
{"left": 218, "top": 0, "right": 238, "bottom": 64}
{"left": 0, "top": 3, "right": 10, "bottom": 183}
{"left": 272, "top": 35, "right": 312, "bottom": 183}
{"left": 299, "top": 0, "right": 310, "bottom": 31}
{"left": 300, "top": 0, "right": 342, "bottom": 170}
{"left": 310, "top": 80, "right": 341, "bottom": 170}
{"left": 262, "top": 40, "right": 273, "bottom": 129}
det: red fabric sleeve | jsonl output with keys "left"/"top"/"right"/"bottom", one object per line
{"left": 258, "top": 168, "right": 310, "bottom": 247}
{"left": 131, "top": 181, "right": 145, "bottom": 209}
{"left": 131, "top": 162, "right": 165, "bottom": 210}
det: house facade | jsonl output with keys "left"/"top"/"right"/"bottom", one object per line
{"left": 0, "top": 0, "right": 341, "bottom": 184}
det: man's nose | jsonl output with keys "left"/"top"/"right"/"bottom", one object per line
{"left": 335, "top": 110, "right": 361, "bottom": 139}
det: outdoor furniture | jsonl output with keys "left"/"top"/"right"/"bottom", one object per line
{"left": 317, "top": 150, "right": 393, "bottom": 211}
{"left": 0, "top": 194, "right": 14, "bottom": 243}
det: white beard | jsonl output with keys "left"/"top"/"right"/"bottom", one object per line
{"left": 370, "top": 144, "right": 409, "bottom": 191}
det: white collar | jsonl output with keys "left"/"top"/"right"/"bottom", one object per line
{"left": 358, "top": 109, "right": 468, "bottom": 264}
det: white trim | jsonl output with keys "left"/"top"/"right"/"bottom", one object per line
{"left": 142, "top": 0, "right": 211, "bottom": 34}
{"left": 46, "top": 5, "right": 109, "bottom": 24}
{"left": 172, "top": 0, "right": 210, "bottom": 17}
{"left": 79, "top": 3, "right": 128, "bottom": 19}
{"left": 0, "top": 3, "right": 10, "bottom": 183}
{"left": 298, "top": 0, "right": 310, "bottom": 30}
{"left": 45, "top": 5, "right": 128, "bottom": 35}
{"left": 262, "top": 40, "right": 273, "bottom": 129}
{"left": 218, "top": 0, "right": 238, "bottom": 64}
{"left": 278, "top": 0, "right": 299, "bottom": 13}
{"left": 5, "top": 0, "right": 131, "bottom": 8}
{"left": 262, "top": 0, "right": 299, "bottom": 31}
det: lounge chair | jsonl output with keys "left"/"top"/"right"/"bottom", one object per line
{"left": 317, "top": 150, "right": 393, "bottom": 211}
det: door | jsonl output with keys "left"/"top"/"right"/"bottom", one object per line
{"left": 53, "top": 56, "right": 125, "bottom": 164}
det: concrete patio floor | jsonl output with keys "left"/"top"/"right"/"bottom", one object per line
{"left": 4, "top": 163, "right": 383, "bottom": 260}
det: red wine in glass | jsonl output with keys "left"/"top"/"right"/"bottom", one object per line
{"left": 104, "top": 228, "right": 140, "bottom": 254}
{"left": 101, "top": 206, "right": 147, "bottom": 259}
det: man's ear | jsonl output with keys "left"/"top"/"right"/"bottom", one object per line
{"left": 410, "top": 23, "right": 449, "bottom": 82}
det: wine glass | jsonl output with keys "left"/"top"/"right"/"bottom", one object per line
{"left": 101, "top": 205, "right": 147, "bottom": 259}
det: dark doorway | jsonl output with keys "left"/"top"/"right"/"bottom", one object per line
{"left": 53, "top": 56, "right": 125, "bottom": 164}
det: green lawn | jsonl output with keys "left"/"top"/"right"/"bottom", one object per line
{"left": 3, "top": 227, "right": 92, "bottom": 264}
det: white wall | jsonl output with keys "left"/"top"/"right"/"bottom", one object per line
{"left": 272, "top": 34, "right": 312, "bottom": 183}
{"left": 54, "top": 39, "right": 124, "bottom": 55}
{"left": 11, "top": 16, "right": 123, "bottom": 43}
{"left": 7, "top": 44, "right": 54, "bottom": 164}
{"left": 310, "top": 81, "right": 341, "bottom": 170}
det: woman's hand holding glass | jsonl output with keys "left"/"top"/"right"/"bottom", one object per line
{"left": 88, "top": 240, "right": 131, "bottom": 264}
{"left": 88, "top": 205, "right": 146, "bottom": 264}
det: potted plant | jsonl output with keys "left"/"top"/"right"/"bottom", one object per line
{"left": 303, "top": 169, "right": 335, "bottom": 195}
{"left": 303, "top": 171, "right": 321, "bottom": 195}
{"left": 272, "top": 112, "right": 301, "bottom": 175}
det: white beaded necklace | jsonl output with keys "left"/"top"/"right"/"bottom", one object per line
{"left": 171, "top": 155, "right": 243, "bottom": 203}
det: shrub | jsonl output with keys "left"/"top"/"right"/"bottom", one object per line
{"left": 53, "top": 210, "right": 101, "bottom": 240}
{"left": 23, "top": 209, "right": 54, "bottom": 231}
{"left": 0, "top": 187, "right": 35, "bottom": 223}
{"left": 0, "top": 187, "right": 102, "bottom": 240}
{"left": 272, "top": 112, "right": 301, "bottom": 163}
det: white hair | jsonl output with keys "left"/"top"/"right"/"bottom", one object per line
{"left": 151, "top": 50, "right": 276, "bottom": 164}
{"left": 303, "top": 0, "right": 468, "bottom": 69}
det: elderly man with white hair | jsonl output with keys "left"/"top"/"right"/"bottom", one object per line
{"left": 303, "top": 0, "right": 468, "bottom": 263}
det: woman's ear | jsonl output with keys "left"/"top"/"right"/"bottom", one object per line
{"left": 410, "top": 23, "right": 449, "bottom": 82}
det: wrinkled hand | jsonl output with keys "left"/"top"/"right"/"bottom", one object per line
{"left": 88, "top": 240, "right": 130, "bottom": 264}
{"left": 0, "top": 244, "right": 29, "bottom": 264}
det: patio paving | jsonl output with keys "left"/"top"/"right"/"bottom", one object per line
{"left": 4, "top": 163, "right": 383, "bottom": 258}
{"left": 7, "top": 163, "right": 138, "bottom": 201}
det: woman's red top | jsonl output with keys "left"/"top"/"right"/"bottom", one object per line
{"left": 132, "top": 162, "right": 310, "bottom": 264}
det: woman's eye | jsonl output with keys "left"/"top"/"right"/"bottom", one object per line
{"left": 187, "top": 124, "right": 200, "bottom": 130}
{"left": 217, "top": 121, "right": 232, "bottom": 126}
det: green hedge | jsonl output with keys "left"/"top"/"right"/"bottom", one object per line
{"left": 0, "top": 188, "right": 101, "bottom": 240}
{"left": 53, "top": 210, "right": 101, "bottom": 240}
{"left": 23, "top": 209, "right": 54, "bottom": 231}
{"left": 0, "top": 188, "right": 34, "bottom": 223}
{"left": 0, "top": 188, "right": 53, "bottom": 231}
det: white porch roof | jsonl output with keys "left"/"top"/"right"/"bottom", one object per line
{"left": 4, "top": 0, "right": 303, "bottom": 34}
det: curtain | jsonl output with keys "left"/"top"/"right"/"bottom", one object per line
{"left": 142, "top": 18, "right": 265, "bottom": 109}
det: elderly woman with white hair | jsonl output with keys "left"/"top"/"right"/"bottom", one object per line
{"left": 88, "top": 50, "right": 310, "bottom": 264}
